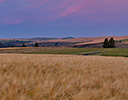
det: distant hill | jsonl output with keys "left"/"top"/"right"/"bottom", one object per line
{"left": 0, "top": 36, "right": 128, "bottom": 48}
{"left": 28, "top": 37, "right": 57, "bottom": 41}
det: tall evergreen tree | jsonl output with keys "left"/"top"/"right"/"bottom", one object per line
{"left": 34, "top": 42, "right": 39, "bottom": 47}
{"left": 103, "top": 38, "right": 109, "bottom": 48}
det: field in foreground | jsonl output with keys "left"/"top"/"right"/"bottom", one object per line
{"left": 0, "top": 54, "right": 128, "bottom": 100}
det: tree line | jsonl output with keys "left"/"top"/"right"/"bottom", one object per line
{"left": 22, "top": 42, "right": 39, "bottom": 47}
{"left": 22, "top": 38, "right": 116, "bottom": 48}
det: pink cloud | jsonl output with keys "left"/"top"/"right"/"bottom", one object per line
{"left": 0, "top": 0, "right": 128, "bottom": 24}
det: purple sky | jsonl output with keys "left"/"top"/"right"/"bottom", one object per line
{"left": 0, "top": 0, "right": 128, "bottom": 38}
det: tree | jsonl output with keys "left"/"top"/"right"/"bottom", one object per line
{"left": 34, "top": 42, "right": 39, "bottom": 47}
{"left": 109, "top": 37, "right": 116, "bottom": 48}
{"left": 103, "top": 37, "right": 116, "bottom": 48}
{"left": 22, "top": 43, "right": 27, "bottom": 47}
{"left": 103, "top": 38, "right": 109, "bottom": 48}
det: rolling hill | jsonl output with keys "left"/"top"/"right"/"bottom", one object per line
{"left": 0, "top": 36, "right": 128, "bottom": 48}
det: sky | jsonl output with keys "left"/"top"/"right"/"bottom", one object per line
{"left": 0, "top": 0, "right": 128, "bottom": 38}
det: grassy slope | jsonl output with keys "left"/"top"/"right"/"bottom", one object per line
{"left": 25, "top": 48, "right": 128, "bottom": 57}
{"left": 17, "top": 48, "right": 128, "bottom": 57}
{"left": 0, "top": 47, "right": 104, "bottom": 55}
{"left": 0, "top": 47, "right": 128, "bottom": 57}
{"left": 26, "top": 48, "right": 104, "bottom": 55}
{"left": 0, "top": 54, "right": 128, "bottom": 100}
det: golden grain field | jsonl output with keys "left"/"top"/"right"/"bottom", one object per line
{"left": 0, "top": 54, "right": 128, "bottom": 100}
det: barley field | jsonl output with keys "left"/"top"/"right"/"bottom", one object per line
{"left": 0, "top": 54, "right": 128, "bottom": 100}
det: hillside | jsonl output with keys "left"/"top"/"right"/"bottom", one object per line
{"left": 0, "top": 36, "right": 128, "bottom": 48}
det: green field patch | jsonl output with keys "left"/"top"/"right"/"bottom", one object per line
{"left": 25, "top": 48, "right": 104, "bottom": 55}
{"left": 101, "top": 48, "right": 128, "bottom": 57}
{"left": 1, "top": 47, "right": 128, "bottom": 57}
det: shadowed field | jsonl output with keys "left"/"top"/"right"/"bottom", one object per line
{"left": 0, "top": 54, "right": 128, "bottom": 100}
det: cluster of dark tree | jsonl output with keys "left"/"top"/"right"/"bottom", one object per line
{"left": 103, "top": 37, "right": 116, "bottom": 48}
{"left": 22, "top": 42, "right": 39, "bottom": 47}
